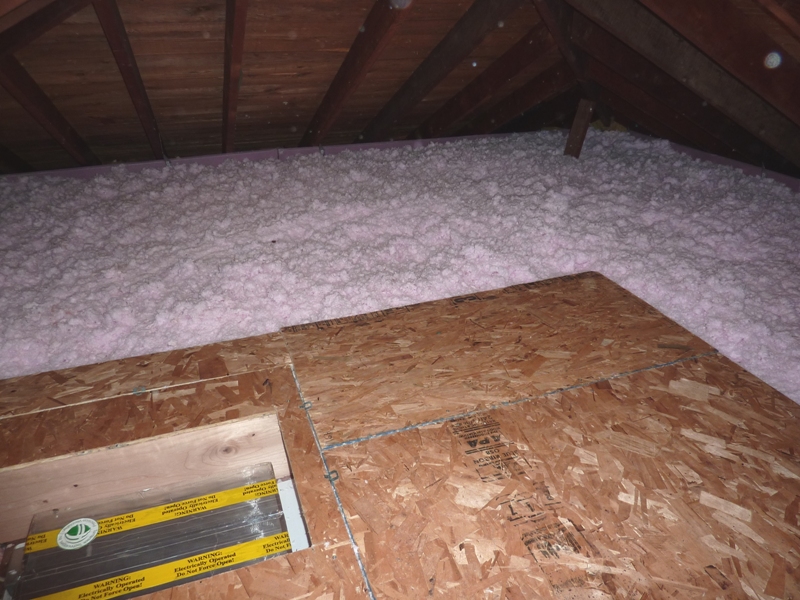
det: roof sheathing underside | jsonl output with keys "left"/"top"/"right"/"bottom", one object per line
{"left": 0, "top": 0, "right": 799, "bottom": 177}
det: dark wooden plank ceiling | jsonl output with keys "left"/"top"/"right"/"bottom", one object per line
{"left": 1, "top": 0, "right": 799, "bottom": 177}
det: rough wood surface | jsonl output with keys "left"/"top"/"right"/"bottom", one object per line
{"left": 0, "top": 329, "right": 367, "bottom": 598}
{"left": 0, "top": 411, "right": 290, "bottom": 542}
{"left": 325, "top": 353, "right": 800, "bottom": 598}
{"left": 563, "top": 96, "right": 595, "bottom": 157}
{"left": 2, "top": 270, "right": 797, "bottom": 599}
{"left": 0, "top": 332, "right": 289, "bottom": 418}
{"left": 0, "top": 368, "right": 288, "bottom": 468}
{"left": 283, "top": 272, "right": 714, "bottom": 446}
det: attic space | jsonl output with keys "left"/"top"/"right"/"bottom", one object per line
{"left": 0, "top": 0, "right": 799, "bottom": 176}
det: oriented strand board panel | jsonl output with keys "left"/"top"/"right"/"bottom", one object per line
{"left": 0, "top": 350, "right": 369, "bottom": 598}
{"left": 0, "top": 332, "right": 290, "bottom": 418}
{"left": 324, "top": 353, "right": 800, "bottom": 598}
{"left": 0, "top": 368, "right": 293, "bottom": 468}
{"left": 3, "top": 271, "right": 797, "bottom": 600}
{"left": 283, "top": 272, "right": 714, "bottom": 446}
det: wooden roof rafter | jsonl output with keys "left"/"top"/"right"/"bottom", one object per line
{"left": 639, "top": 0, "right": 800, "bottom": 129}
{"left": 569, "top": 12, "right": 797, "bottom": 173}
{"left": 561, "top": 0, "right": 800, "bottom": 169}
{"left": 358, "top": 0, "right": 528, "bottom": 143}
{"left": 409, "top": 21, "right": 557, "bottom": 140}
{"left": 300, "top": 0, "right": 414, "bottom": 147}
{"left": 0, "top": 141, "right": 33, "bottom": 172}
{"left": 222, "top": 0, "right": 248, "bottom": 153}
{"left": 93, "top": 0, "right": 164, "bottom": 159}
{"left": 497, "top": 85, "right": 583, "bottom": 132}
{"left": 459, "top": 59, "right": 575, "bottom": 135}
{"left": 0, "top": 54, "right": 100, "bottom": 165}
{"left": 754, "top": 0, "right": 800, "bottom": 41}
{"left": 0, "top": 0, "right": 90, "bottom": 54}
{"left": 0, "top": 0, "right": 165, "bottom": 165}
{"left": 583, "top": 54, "right": 737, "bottom": 156}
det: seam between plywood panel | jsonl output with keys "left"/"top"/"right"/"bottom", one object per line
{"left": 287, "top": 359, "right": 379, "bottom": 600}
{"left": 318, "top": 350, "right": 720, "bottom": 452}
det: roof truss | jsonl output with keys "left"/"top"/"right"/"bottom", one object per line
{"left": 0, "top": 0, "right": 798, "bottom": 177}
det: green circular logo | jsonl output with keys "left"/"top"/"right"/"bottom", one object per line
{"left": 57, "top": 518, "right": 99, "bottom": 550}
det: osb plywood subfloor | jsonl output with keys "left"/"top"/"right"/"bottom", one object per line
{"left": 2, "top": 272, "right": 799, "bottom": 599}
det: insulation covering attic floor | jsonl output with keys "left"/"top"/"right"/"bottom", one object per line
{"left": 1, "top": 272, "right": 800, "bottom": 599}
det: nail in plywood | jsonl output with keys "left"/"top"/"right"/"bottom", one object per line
{"left": 283, "top": 272, "right": 713, "bottom": 446}
{"left": 325, "top": 353, "right": 800, "bottom": 598}
{"left": 0, "top": 411, "right": 290, "bottom": 543}
{"left": 0, "top": 332, "right": 290, "bottom": 419}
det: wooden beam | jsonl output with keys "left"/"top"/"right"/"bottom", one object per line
{"left": 596, "top": 85, "right": 693, "bottom": 146}
{"left": 221, "top": 0, "right": 248, "bottom": 153}
{"left": 569, "top": 13, "right": 789, "bottom": 170}
{"left": 0, "top": 0, "right": 32, "bottom": 22}
{"left": 753, "top": 0, "right": 800, "bottom": 42}
{"left": 529, "top": 0, "right": 582, "bottom": 75}
{"left": 410, "top": 22, "right": 555, "bottom": 139}
{"left": 561, "top": 0, "right": 800, "bottom": 169}
{"left": 639, "top": 0, "right": 800, "bottom": 129}
{"left": 459, "top": 60, "right": 575, "bottom": 135}
{"left": 584, "top": 56, "right": 736, "bottom": 158}
{"left": 93, "top": 0, "right": 162, "bottom": 159}
{"left": 497, "top": 84, "right": 582, "bottom": 132}
{"left": 0, "top": 412, "right": 289, "bottom": 543}
{"left": 563, "top": 97, "right": 594, "bottom": 157}
{"left": 0, "top": 142, "right": 33, "bottom": 172}
{"left": 0, "top": 0, "right": 54, "bottom": 36}
{"left": 0, "top": 0, "right": 90, "bottom": 55}
{"left": 0, "top": 54, "right": 99, "bottom": 165}
{"left": 358, "top": 0, "right": 526, "bottom": 143}
{"left": 300, "top": 0, "right": 413, "bottom": 147}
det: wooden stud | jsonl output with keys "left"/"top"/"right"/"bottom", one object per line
{"left": 0, "top": 412, "right": 290, "bottom": 543}
{"left": 0, "top": 142, "right": 32, "bottom": 172}
{"left": 358, "top": 0, "right": 526, "bottom": 143}
{"left": 0, "top": 54, "right": 99, "bottom": 166}
{"left": 93, "top": 0, "right": 163, "bottom": 159}
{"left": 221, "top": 0, "right": 248, "bottom": 153}
{"left": 410, "top": 22, "right": 556, "bottom": 140}
{"left": 300, "top": 0, "right": 413, "bottom": 147}
{"left": 458, "top": 60, "right": 575, "bottom": 135}
{"left": 563, "top": 97, "right": 594, "bottom": 157}
{"left": 639, "top": 0, "right": 800, "bottom": 129}
{"left": 0, "top": 0, "right": 91, "bottom": 56}
{"left": 561, "top": 0, "right": 800, "bottom": 169}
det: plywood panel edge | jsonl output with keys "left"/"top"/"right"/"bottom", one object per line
{"left": 0, "top": 411, "right": 289, "bottom": 543}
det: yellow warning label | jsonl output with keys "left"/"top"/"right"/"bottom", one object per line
{"left": 25, "top": 479, "right": 278, "bottom": 554}
{"left": 32, "top": 532, "right": 292, "bottom": 600}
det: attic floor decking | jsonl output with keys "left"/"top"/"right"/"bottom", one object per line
{"left": 2, "top": 272, "right": 799, "bottom": 599}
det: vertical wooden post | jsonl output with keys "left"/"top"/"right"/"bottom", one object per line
{"left": 564, "top": 97, "right": 595, "bottom": 157}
